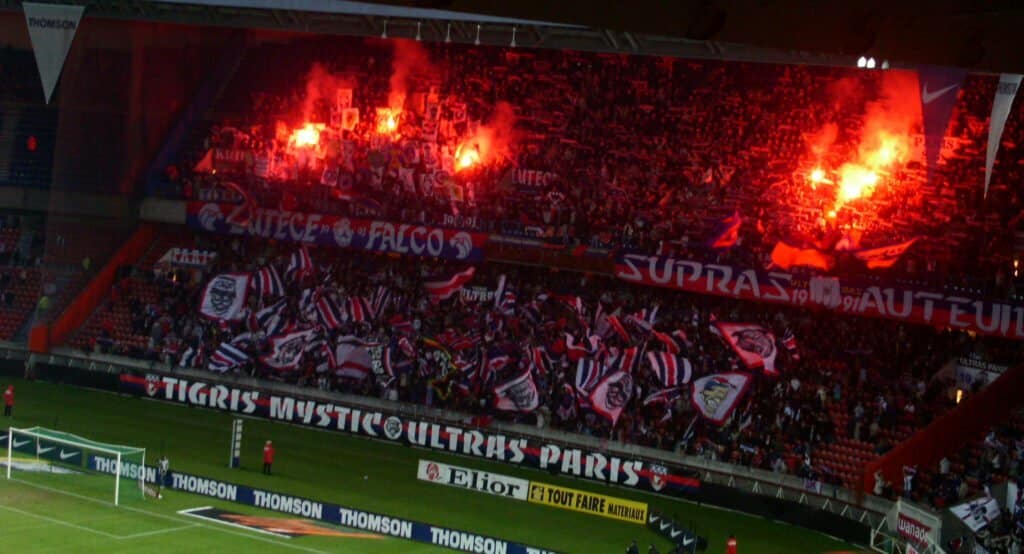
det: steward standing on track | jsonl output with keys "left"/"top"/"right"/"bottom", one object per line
{"left": 3, "top": 384, "right": 12, "bottom": 417}
{"left": 263, "top": 440, "right": 275, "bottom": 475}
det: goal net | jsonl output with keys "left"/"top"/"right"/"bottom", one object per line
{"left": 4, "top": 426, "right": 148, "bottom": 506}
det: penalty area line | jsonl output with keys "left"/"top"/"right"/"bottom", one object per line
{"left": 0, "top": 503, "right": 122, "bottom": 539}
{"left": 177, "top": 507, "right": 293, "bottom": 539}
{"left": 10, "top": 478, "right": 329, "bottom": 554}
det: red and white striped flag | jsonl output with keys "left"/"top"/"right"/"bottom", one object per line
{"left": 424, "top": 267, "right": 476, "bottom": 303}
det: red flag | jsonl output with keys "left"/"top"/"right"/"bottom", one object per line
{"left": 770, "top": 242, "right": 834, "bottom": 271}
{"left": 424, "top": 267, "right": 476, "bottom": 303}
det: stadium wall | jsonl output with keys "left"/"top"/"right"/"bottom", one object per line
{"left": 8, "top": 349, "right": 886, "bottom": 545}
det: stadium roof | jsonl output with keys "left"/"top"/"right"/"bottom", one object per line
{"left": 3, "top": 0, "right": 1022, "bottom": 73}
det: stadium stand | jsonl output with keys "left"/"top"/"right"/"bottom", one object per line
{"left": 66, "top": 226, "right": 1022, "bottom": 505}
{"left": 4, "top": 22, "right": 1023, "bottom": 552}
{"left": 153, "top": 36, "right": 1024, "bottom": 298}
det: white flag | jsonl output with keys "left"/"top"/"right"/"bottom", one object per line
{"left": 692, "top": 373, "right": 750, "bottom": 425}
{"left": 198, "top": 273, "right": 250, "bottom": 321}
{"left": 985, "top": 74, "right": 1022, "bottom": 197}
{"left": 23, "top": 3, "right": 84, "bottom": 104}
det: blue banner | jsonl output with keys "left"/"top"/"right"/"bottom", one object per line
{"left": 86, "top": 454, "right": 556, "bottom": 554}
{"left": 186, "top": 202, "right": 488, "bottom": 262}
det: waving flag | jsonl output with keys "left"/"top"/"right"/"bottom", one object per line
{"left": 252, "top": 265, "right": 284, "bottom": 298}
{"left": 770, "top": 242, "right": 834, "bottom": 271}
{"left": 852, "top": 238, "right": 918, "bottom": 269}
{"left": 782, "top": 328, "right": 800, "bottom": 360}
{"left": 315, "top": 295, "right": 346, "bottom": 330}
{"left": 199, "top": 273, "right": 250, "bottom": 321}
{"left": 179, "top": 346, "right": 202, "bottom": 369}
{"left": 713, "top": 321, "right": 778, "bottom": 376}
{"left": 692, "top": 372, "right": 750, "bottom": 425}
{"left": 707, "top": 211, "right": 742, "bottom": 249}
{"left": 370, "top": 286, "right": 391, "bottom": 320}
{"left": 646, "top": 352, "right": 692, "bottom": 388}
{"left": 597, "top": 314, "right": 631, "bottom": 342}
{"left": 424, "top": 267, "right": 476, "bottom": 303}
{"left": 564, "top": 333, "right": 601, "bottom": 361}
{"left": 478, "top": 349, "right": 510, "bottom": 388}
{"left": 643, "top": 387, "right": 682, "bottom": 406}
{"left": 589, "top": 371, "right": 634, "bottom": 425}
{"left": 252, "top": 297, "right": 288, "bottom": 336}
{"left": 609, "top": 345, "right": 643, "bottom": 374}
{"left": 208, "top": 342, "right": 249, "bottom": 373}
{"left": 345, "top": 296, "right": 372, "bottom": 324}
{"left": 627, "top": 306, "right": 658, "bottom": 334}
{"left": 383, "top": 344, "right": 413, "bottom": 379}
{"left": 575, "top": 359, "right": 602, "bottom": 394}
{"left": 285, "top": 247, "right": 314, "bottom": 282}
{"left": 261, "top": 329, "right": 317, "bottom": 371}
{"left": 529, "top": 346, "right": 554, "bottom": 377}
{"left": 652, "top": 329, "right": 688, "bottom": 354}
{"left": 329, "top": 335, "right": 378, "bottom": 379}
{"left": 493, "top": 371, "right": 541, "bottom": 412}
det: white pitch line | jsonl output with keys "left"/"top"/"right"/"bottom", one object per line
{"left": 118, "top": 524, "right": 197, "bottom": 539}
{"left": 0, "top": 503, "right": 121, "bottom": 539}
{"left": 10, "top": 479, "right": 330, "bottom": 554}
{"left": 177, "top": 507, "right": 292, "bottom": 539}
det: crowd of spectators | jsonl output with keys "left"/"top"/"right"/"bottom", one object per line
{"left": 74, "top": 232, "right": 1022, "bottom": 507}
{"left": 159, "top": 36, "right": 1024, "bottom": 297}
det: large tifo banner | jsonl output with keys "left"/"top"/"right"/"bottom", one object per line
{"left": 616, "top": 253, "right": 1024, "bottom": 339}
{"left": 83, "top": 455, "right": 556, "bottom": 554}
{"left": 120, "top": 373, "right": 700, "bottom": 498}
{"left": 186, "top": 202, "right": 488, "bottom": 262}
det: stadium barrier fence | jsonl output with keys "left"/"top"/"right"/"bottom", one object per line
{"left": 0, "top": 343, "right": 944, "bottom": 546}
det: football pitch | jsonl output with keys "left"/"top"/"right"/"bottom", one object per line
{"left": 0, "top": 378, "right": 866, "bottom": 553}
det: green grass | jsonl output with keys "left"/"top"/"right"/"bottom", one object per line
{"left": 0, "top": 378, "right": 864, "bottom": 553}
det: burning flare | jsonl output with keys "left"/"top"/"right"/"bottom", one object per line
{"left": 376, "top": 108, "right": 400, "bottom": 136}
{"left": 837, "top": 164, "right": 880, "bottom": 202}
{"left": 289, "top": 123, "right": 323, "bottom": 148}
{"left": 455, "top": 143, "right": 480, "bottom": 171}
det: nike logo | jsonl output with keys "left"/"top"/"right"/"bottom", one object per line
{"left": 922, "top": 83, "right": 958, "bottom": 104}
{"left": 648, "top": 514, "right": 660, "bottom": 524}
{"left": 659, "top": 521, "right": 671, "bottom": 531}
{"left": 12, "top": 438, "right": 28, "bottom": 447}
{"left": 59, "top": 450, "right": 78, "bottom": 461}
{"left": 37, "top": 446, "right": 55, "bottom": 455}
{"left": 670, "top": 528, "right": 682, "bottom": 538}
{"left": 682, "top": 537, "right": 695, "bottom": 546}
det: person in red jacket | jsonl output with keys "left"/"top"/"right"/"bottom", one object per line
{"left": 262, "top": 440, "right": 274, "bottom": 475}
{"left": 3, "top": 385, "right": 12, "bottom": 417}
{"left": 725, "top": 534, "right": 737, "bottom": 554}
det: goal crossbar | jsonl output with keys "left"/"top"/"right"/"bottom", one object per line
{"left": 5, "top": 426, "right": 146, "bottom": 506}
{"left": 8, "top": 427, "right": 144, "bottom": 456}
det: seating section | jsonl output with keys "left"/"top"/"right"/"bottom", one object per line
{"left": 66, "top": 225, "right": 1020, "bottom": 511}
{"left": 157, "top": 36, "right": 1024, "bottom": 296}
{"left": 0, "top": 267, "right": 40, "bottom": 340}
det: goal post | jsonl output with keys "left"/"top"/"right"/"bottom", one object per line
{"left": 4, "top": 426, "right": 147, "bottom": 506}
